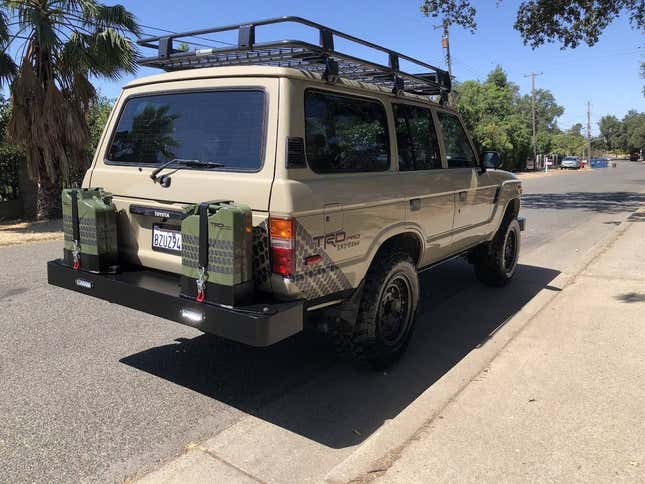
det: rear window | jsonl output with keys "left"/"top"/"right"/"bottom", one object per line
{"left": 107, "top": 90, "right": 265, "bottom": 171}
{"left": 304, "top": 90, "right": 389, "bottom": 173}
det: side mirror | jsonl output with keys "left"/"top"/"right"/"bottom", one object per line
{"left": 482, "top": 151, "right": 503, "bottom": 170}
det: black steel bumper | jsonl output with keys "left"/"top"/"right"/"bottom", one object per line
{"left": 47, "top": 260, "right": 304, "bottom": 347}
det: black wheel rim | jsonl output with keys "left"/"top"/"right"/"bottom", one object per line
{"left": 503, "top": 230, "right": 517, "bottom": 274}
{"left": 378, "top": 273, "right": 412, "bottom": 347}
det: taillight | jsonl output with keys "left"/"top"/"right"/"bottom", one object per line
{"left": 270, "top": 217, "right": 295, "bottom": 277}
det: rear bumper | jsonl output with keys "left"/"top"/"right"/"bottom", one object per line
{"left": 47, "top": 260, "right": 304, "bottom": 347}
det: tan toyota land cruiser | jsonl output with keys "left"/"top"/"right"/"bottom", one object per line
{"left": 48, "top": 17, "right": 524, "bottom": 368}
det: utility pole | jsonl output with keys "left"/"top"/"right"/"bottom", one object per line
{"left": 586, "top": 100, "right": 592, "bottom": 162}
{"left": 434, "top": 19, "right": 453, "bottom": 106}
{"left": 440, "top": 21, "right": 453, "bottom": 106}
{"left": 524, "top": 71, "right": 543, "bottom": 170}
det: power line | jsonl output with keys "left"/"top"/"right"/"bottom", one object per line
{"left": 450, "top": 56, "right": 484, "bottom": 80}
{"left": 139, "top": 24, "right": 234, "bottom": 47}
{"left": 536, "top": 47, "right": 643, "bottom": 69}
{"left": 138, "top": 31, "right": 215, "bottom": 50}
{"left": 493, "top": 44, "right": 643, "bottom": 67}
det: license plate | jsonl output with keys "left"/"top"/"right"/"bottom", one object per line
{"left": 152, "top": 225, "right": 182, "bottom": 254}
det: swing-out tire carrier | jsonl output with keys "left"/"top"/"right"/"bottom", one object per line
{"left": 47, "top": 259, "right": 304, "bottom": 347}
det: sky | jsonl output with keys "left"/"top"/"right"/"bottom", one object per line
{"left": 86, "top": 0, "right": 643, "bottom": 134}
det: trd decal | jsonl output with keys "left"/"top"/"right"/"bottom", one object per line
{"left": 313, "top": 230, "right": 360, "bottom": 251}
{"left": 294, "top": 223, "right": 352, "bottom": 299}
{"left": 251, "top": 219, "right": 352, "bottom": 299}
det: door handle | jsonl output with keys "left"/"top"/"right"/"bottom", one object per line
{"left": 458, "top": 191, "right": 467, "bottom": 201}
{"left": 410, "top": 198, "right": 421, "bottom": 211}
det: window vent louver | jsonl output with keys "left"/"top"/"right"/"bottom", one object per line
{"left": 286, "top": 137, "right": 306, "bottom": 168}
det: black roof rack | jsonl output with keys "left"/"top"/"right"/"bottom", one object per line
{"left": 137, "top": 16, "right": 451, "bottom": 98}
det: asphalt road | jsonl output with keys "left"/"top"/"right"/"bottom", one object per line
{"left": 1, "top": 162, "right": 644, "bottom": 483}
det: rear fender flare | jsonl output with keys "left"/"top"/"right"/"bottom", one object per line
{"left": 364, "top": 224, "right": 425, "bottom": 270}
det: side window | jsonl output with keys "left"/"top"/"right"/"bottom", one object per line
{"left": 437, "top": 111, "right": 477, "bottom": 168}
{"left": 304, "top": 90, "right": 389, "bottom": 173}
{"left": 393, "top": 103, "right": 442, "bottom": 171}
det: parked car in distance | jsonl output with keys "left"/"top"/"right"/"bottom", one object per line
{"left": 560, "top": 156, "right": 581, "bottom": 169}
{"left": 629, "top": 150, "right": 641, "bottom": 162}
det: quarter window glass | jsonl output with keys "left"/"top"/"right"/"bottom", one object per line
{"left": 437, "top": 112, "right": 477, "bottom": 168}
{"left": 304, "top": 91, "right": 389, "bottom": 173}
{"left": 393, "top": 104, "right": 442, "bottom": 171}
{"left": 108, "top": 90, "right": 265, "bottom": 170}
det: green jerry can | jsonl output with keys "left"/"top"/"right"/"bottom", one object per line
{"left": 180, "top": 201, "right": 254, "bottom": 306}
{"left": 62, "top": 188, "right": 119, "bottom": 273}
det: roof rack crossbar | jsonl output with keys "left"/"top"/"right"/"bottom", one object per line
{"left": 137, "top": 16, "right": 451, "bottom": 96}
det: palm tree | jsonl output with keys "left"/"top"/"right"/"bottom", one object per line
{"left": 0, "top": 0, "right": 140, "bottom": 219}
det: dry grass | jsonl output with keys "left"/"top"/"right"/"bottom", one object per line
{"left": 0, "top": 219, "right": 63, "bottom": 247}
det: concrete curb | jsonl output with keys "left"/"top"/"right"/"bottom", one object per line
{"left": 515, "top": 166, "right": 593, "bottom": 180}
{"left": 324, "top": 207, "right": 642, "bottom": 484}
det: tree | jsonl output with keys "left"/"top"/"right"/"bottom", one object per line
{"left": 597, "top": 111, "right": 645, "bottom": 153}
{"left": 0, "top": 95, "right": 20, "bottom": 200}
{"left": 517, "top": 89, "right": 564, "bottom": 133}
{"left": 0, "top": 1, "right": 140, "bottom": 219}
{"left": 622, "top": 110, "right": 645, "bottom": 152}
{"left": 61, "top": 94, "right": 114, "bottom": 187}
{"left": 454, "top": 66, "right": 562, "bottom": 170}
{"left": 591, "top": 135, "right": 607, "bottom": 155}
{"left": 420, "top": 1, "right": 644, "bottom": 48}
{"left": 87, "top": 95, "right": 114, "bottom": 156}
{"left": 599, "top": 115, "right": 623, "bottom": 152}
{"left": 551, "top": 124, "right": 586, "bottom": 156}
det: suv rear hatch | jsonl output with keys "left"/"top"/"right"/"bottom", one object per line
{"left": 87, "top": 76, "right": 279, "bottom": 275}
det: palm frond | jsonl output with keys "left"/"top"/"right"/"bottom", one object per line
{"left": 0, "top": 9, "right": 9, "bottom": 43}
{"left": 3, "top": 0, "right": 141, "bottom": 188}
{"left": 92, "top": 4, "right": 141, "bottom": 37}
{"left": 60, "top": 28, "right": 137, "bottom": 80}
{"left": 58, "top": 30, "right": 91, "bottom": 74}
{"left": 86, "top": 28, "right": 137, "bottom": 78}
{"left": 0, "top": 51, "right": 16, "bottom": 86}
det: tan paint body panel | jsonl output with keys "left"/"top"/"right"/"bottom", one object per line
{"left": 84, "top": 67, "right": 522, "bottom": 301}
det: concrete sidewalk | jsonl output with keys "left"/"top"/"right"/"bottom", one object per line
{"left": 134, "top": 208, "right": 644, "bottom": 484}
{"left": 366, "top": 209, "right": 645, "bottom": 483}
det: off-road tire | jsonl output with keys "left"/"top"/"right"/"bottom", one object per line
{"left": 473, "top": 218, "right": 521, "bottom": 286}
{"left": 344, "top": 251, "right": 420, "bottom": 369}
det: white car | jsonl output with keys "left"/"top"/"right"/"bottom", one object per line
{"left": 560, "top": 156, "right": 581, "bottom": 169}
